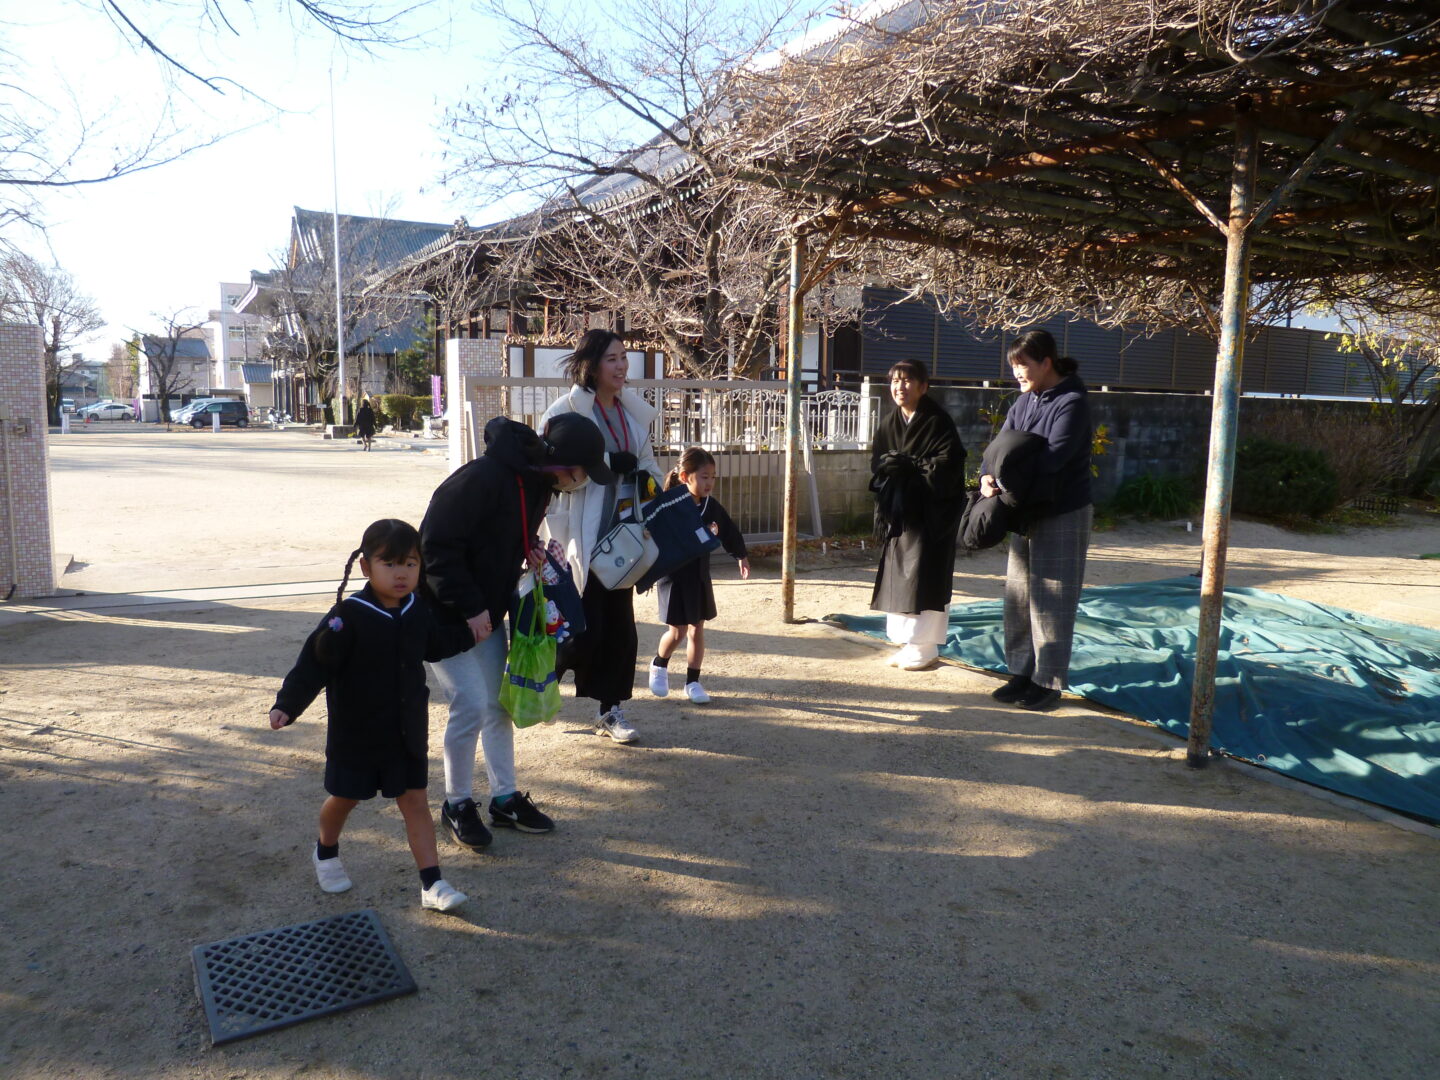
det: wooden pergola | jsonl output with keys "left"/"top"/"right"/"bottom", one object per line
{"left": 724, "top": 0, "right": 1440, "bottom": 764}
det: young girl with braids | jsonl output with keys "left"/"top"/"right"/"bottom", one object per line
{"left": 269, "top": 519, "right": 474, "bottom": 911}
{"left": 648, "top": 448, "right": 750, "bottom": 703}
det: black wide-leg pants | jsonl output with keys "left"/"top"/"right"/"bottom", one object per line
{"left": 558, "top": 576, "right": 638, "bottom": 705}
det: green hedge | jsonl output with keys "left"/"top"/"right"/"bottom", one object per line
{"left": 374, "top": 394, "right": 437, "bottom": 430}
{"left": 1233, "top": 438, "right": 1340, "bottom": 519}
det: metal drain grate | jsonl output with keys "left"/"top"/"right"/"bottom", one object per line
{"left": 192, "top": 908, "right": 416, "bottom": 1045}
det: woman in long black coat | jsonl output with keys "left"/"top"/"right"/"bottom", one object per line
{"left": 869, "top": 359, "right": 967, "bottom": 670}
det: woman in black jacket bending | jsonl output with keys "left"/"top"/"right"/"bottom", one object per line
{"left": 870, "top": 359, "right": 967, "bottom": 670}
{"left": 982, "top": 330, "right": 1093, "bottom": 711}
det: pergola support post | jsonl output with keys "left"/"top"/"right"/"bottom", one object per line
{"left": 1187, "top": 114, "right": 1259, "bottom": 767}
{"left": 781, "top": 234, "right": 806, "bottom": 623}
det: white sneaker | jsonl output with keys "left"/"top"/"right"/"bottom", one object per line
{"left": 313, "top": 850, "right": 352, "bottom": 894}
{"left": 648, "top": 662, "right": 670, "bottom": 697}
{"left": 685, "top": 681, "right": 711, "bottom": 704}
{"left": 420, "top": 879, "right": 468, "bottom": 912}
{"left": 597, "top": 705, "right": 639, "bottom": 743}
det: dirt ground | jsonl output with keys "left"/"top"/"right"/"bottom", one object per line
{"left": 2, "top": 427, "right": 1438, "bottom": 1079}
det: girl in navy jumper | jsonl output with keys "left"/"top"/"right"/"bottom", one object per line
{"left": 269, "top": 519, "right": 473, "bottom": 911}
{"left": 648, "top": 448, "right": 749, "bottom": 703}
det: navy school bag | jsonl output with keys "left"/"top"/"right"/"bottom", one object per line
{"left": 633, "top": 484, "right": 722, "bottom": 593}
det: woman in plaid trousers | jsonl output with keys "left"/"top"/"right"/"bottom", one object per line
{"left": 980, "top": 330, "right": 1093, "bottom": 711}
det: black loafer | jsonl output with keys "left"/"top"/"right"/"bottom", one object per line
{"left": 1015, "top": 685, "right": 1063, "bottom": 711}
{"left": 990, "top": 674, "right": 1033, "bottom": 703}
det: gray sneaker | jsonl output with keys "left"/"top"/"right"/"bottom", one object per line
{"left": 596, "top": 705, "right": 639, "bottom": 743}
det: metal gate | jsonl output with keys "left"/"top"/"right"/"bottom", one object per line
{"left": 455, "top": 376, "right": 876, "bottom": 541}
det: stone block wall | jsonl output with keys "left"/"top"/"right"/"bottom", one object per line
{"left": 0, "top": 323, "right": 56, "bottom": 598}
{"left": 924, "top": 385, "right": 1398, "bottom": 502}
{"left": 445, "top": 338, "right": 505, "bottom": 470}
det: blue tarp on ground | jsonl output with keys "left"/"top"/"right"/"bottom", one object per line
{"left": 829, "top": 577, "right": 1440, "bottom": 824}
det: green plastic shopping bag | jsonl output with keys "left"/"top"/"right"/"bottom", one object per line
{"left": 499, "top": 575, "right": 561, "bottom": 728}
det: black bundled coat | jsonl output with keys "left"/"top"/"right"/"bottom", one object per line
{"left": 959, "top": 429, "right": 1051, "bottom": 550}
{"left": 420, "top": 417, "right": 557, "bottom": 631}
{"left": 869, "top": 394, "right": 967, "bottom": 614}
{"left": 272, "top": 586, "right": 471, "bottom": 769}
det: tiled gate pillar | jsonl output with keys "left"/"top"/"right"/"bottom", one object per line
{"left": 445, "top": 338, "right": 506, "bottom": 471}
{"left": 0, "top": 323, "right": 56, "bottom": 598}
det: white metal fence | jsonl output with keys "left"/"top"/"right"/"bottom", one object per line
{"left": 456, "top": 376, "right": 877, "bottom": 540}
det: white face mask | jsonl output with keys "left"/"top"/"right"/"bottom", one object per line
{"left": 553, "top": 473, "right": 591, "bottom": 494}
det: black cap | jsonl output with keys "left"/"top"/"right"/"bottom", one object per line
{"left": 542, "top": 413, "right": 616, "bottom": 484}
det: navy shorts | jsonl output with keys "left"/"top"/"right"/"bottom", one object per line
{"left": 324, "top": 752, "right": 428, "bottom": 800}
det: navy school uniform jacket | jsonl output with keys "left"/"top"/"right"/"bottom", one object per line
{"left": 272, "top": 586, "right": 472, "bottom": 769}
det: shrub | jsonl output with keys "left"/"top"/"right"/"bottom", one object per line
{"left": 379, "top": 393, "right": 418, "bottom": 430}
{"left": 414, "top": 395, "right": 434, "bottom": 418}
{"left": 1249, "top": 404, "right": 1401, "bottom": 504}
{"left": 1233, "top": 438, "right": 1340, "bottom": 519}
{"left": 1113, "top": 472, "right": 1198, "bottom": 519}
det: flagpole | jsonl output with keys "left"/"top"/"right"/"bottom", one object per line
{"left": 330, "top": 63, "right": 347, "bottom": 425}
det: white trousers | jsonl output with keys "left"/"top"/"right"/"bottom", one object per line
{"left": 886, "top": 609, "right": 949, "bottom": 648}
{"left": 426, "top": 630, "right": 515, "bottom": 804}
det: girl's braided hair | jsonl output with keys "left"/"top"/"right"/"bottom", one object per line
{"left": 336, "top": 518, "right": 421, "bottom": 603}
{"left": 665, "top": 446, "right": 717, "bottom": 490}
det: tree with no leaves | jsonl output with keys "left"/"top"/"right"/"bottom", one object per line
{"left": 1325, "top": 297, "right": 1440, "bottom": 496}
{"left": 137, "top": 311, "right": 208, "bottom": 423}
{"left": 0, "top": 251, "right": 105, "bottom": 421}
{"left": 440, "top": 0, "right": 850, "bottom": 377}
{"left": 1, "top": 1, "right": 431, "bottom": 239}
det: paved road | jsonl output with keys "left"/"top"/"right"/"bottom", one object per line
{"left": 48, "top": 427, "right": 449, "bottom": 594}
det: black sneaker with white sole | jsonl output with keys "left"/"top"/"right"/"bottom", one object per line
{"left": 440, "top": 797, "right": 493, "bottom": 850}
{"left": 488, "top": 791, "right": 555, "bottom": 833}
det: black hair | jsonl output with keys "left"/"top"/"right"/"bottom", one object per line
{"left": 1008, "top": 330, "right": 1079, "bottom": 377}
{"left": 887, "top": 358, "right": 929, "bottom": 384}
{"left": 562, "top": 328, "right": 625, "bottom": 391}
{"left": 665, "top": 446, "right": 717, "bottom": 489}
{"left": 337, "top": 518, "right": 421, "bottom": 603}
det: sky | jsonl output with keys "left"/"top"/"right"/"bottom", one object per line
{"left": 6, "top": 0, "right": 1340, "bottom": 362}
{"left": 9, "top": 0, "right": 526, "bottom": 357}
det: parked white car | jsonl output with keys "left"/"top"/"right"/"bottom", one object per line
{"left": 81, "top": 402, "right": 137, "bottom": 421}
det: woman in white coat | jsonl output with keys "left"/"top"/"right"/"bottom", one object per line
{"left": 540, "top": 329, "right": 659, "bottom": 745}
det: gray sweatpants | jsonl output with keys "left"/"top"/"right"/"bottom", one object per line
{"left": 426, "top": 629, "right": 515, "bottom": 804}
{"left": 1004, "top": 505, "right": 1092, "bottom": 690}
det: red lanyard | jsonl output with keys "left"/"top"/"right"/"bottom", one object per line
{"left": 516, "top": 476, "right": 530, "bottom": 552}
{"left": 596, "top": 399, "right": 630, "bottom": 454}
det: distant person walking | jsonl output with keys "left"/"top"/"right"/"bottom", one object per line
{"left": 269, "top": 518, "right": 472, "bottom": 912}
{"left": 540, "top": 329, "right": 660, "bottom": 745}
{"left": 355, "top": 398, "right": 376, "bottom": 451}
{"left": 982, "top": 330, "right": 1093, "bottom": 711}
{"left": 869, "top": 359, "right": 967, "bottom": 671}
